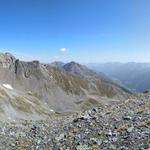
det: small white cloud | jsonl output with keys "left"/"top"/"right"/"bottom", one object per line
{"left": 60, "top": 48, "right": 67, "bottom": 52}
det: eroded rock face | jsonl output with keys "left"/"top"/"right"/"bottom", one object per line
{"left": 0, "top": 52, "right": 16, "bottom": 69}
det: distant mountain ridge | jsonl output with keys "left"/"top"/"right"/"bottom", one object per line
{"left": 51, "top": 61, "right": 131, "bottom": 94}
{"left": 51, "top": 61, "right": 112, "bottom": 81}
{"left": 88, "top": 62, "right": 150, "bottom": 92}
{"left": 51, "top": 61, "right": 65, "bottom": 68}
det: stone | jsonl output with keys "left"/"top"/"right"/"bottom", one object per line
{"left": 127, "top": 127, "right": 134, "bottom": 133}
{"left": 77, "top": 144, "right": 90, "bottom": 150}
{"left": 106, "top": 130, "right": 112, "bottom": 136}
{"left": 55, "top": 133, "right": 65, "bottom": 141}
{"left": 123, "top": 116, "right": 132, "bottom": 121}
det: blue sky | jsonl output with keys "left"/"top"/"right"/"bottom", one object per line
{"left": 0, "top": 0, "right": 150, "bottom": 63}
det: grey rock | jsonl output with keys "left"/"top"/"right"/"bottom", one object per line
{"left": 123, "top": 116, "right": 132, "bottom": 121}
{"left": 127, "top": 126, "right": 134, "bottom": 133}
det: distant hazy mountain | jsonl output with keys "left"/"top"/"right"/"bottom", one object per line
{"left": 51, "top": 61, "right": 128, "bottom": 87}
{"left": 51, "top": 61, "right": 65, "bottom": 68}
{"left": 63, "top": 61, "right": 107, "bottom": 80}
{"left": 88, "top": 62, "right": 150, "bottom": 92}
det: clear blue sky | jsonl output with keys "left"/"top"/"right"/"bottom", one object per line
{"left": 0, "top": 0, "right": 150, "bottom": 63}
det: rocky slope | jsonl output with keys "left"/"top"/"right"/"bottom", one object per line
{"left": 0, "top": 92, "right": 149, "bottom": 149}
{"left": 0, "top": 52, "right": 130, "bottom": 120}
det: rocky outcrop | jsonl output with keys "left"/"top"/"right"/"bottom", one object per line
{"left": 0, "top": 52, "right": 16, "bottom": 69}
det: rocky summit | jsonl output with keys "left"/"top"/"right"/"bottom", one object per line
{"left": 0, "top": 92, "right": 149, "bottom": 149}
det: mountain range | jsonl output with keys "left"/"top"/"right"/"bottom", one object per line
{"left": 88, "top": 62, "right": 150, "bottom": 92}
{"left": 0, "top": 53, "right": 130, "bottom": 120}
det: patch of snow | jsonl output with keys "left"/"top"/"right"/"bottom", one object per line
{"left": 50, "top": 109, "right": 54, "bottom": 112}
{"left": 3, "top": 84, "right": 13, "bottom": 90}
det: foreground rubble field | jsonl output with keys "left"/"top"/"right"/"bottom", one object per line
{"left": 0, "top": 93, "right": 150, "bottom": 150}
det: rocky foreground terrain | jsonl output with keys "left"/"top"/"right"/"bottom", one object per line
{"left": 0, "top": 92, "right": 149, "bottom": 150}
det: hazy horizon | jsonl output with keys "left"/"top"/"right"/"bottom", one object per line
{"left": 0, "top": 0, "right": 150, "bottom": 63}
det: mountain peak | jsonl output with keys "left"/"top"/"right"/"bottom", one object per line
{"left": 0, "top": 52, "right": 15, "bottom": 59}
{"left": 0, "top": 52, "right": 16, "bottom": 68}
{"left": 63, "top": 61, "right": 104, "bottom": 81}
{"left": 51, "top": 61, "right": 65, "bottom": 68}
{"left": 68, "top": 61, "right": 79, "bottom": 65}
{"left": 63, "top": 61, "right": 81, "bottom": 71}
